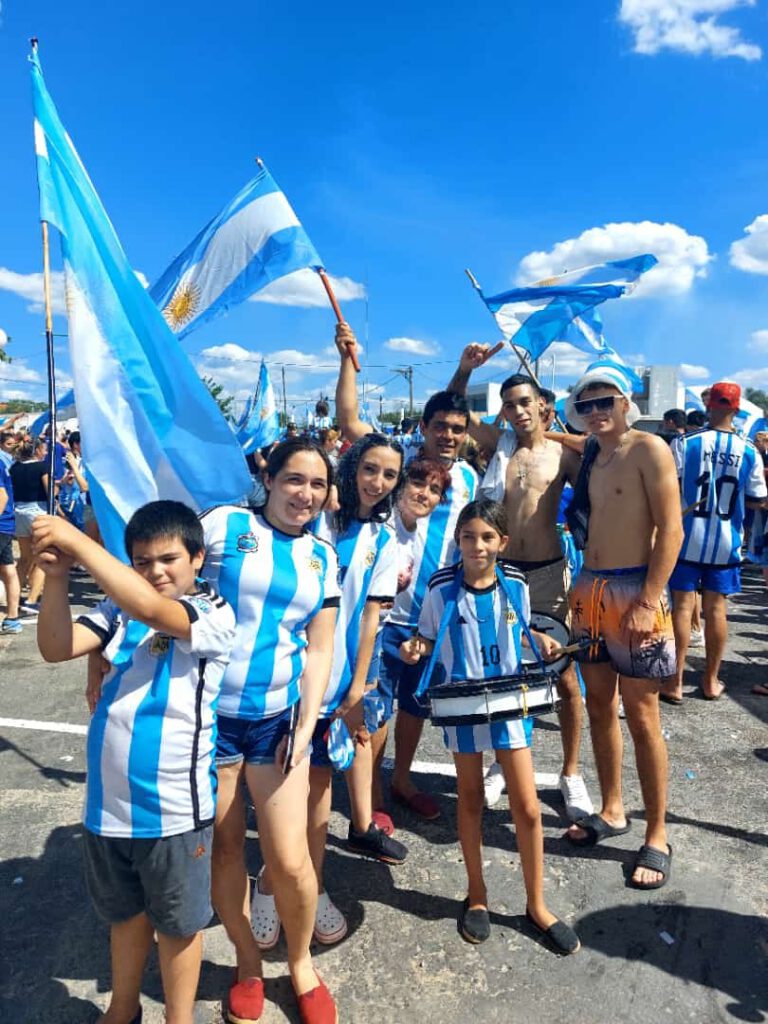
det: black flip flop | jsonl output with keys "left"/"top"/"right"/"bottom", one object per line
{"left": 659, "top": 693, "right": 684, "bottom": 706}
{"left": 458, "top": 898, "right": 491, "bottom": 944}
{"left": 567, "top": 812, "right": 631, "bottom": 847}
{"left": 525, "top": 911, "right": 581, "bottom": 955}
{"left": 630, "top": 843, "right": 672, "bottom": 890}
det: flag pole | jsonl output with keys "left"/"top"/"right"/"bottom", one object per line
{"left": 464, "top": 268, "right": 567, "bottom": 433}
{"left": 318, "top": 268, "right": 361, "bottom": 373}
{"left": 31, "top": 38, "right": 58, "bottom": 514}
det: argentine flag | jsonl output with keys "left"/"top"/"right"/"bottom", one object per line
{"left": 30, "top": 49, "right": 252, "bottom": 558}
{"left": 29, "top": 386, "right": 77, "bottom": 437}
{"left": 237, "top": 361, "right": 281, "bottom": 456}
{"left": 150, "top": 164, "right": 323, "bottom": 340}
{"left": 476, "top": 255, "right": 657, "bottom": 361}
{"left": 684, "top": 388, "right": 705, "bottom": 413}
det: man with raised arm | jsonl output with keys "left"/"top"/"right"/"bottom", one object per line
{"left": 446, "top": 344, "right": 593, "bottom": 822}
{"left": 335, "top": 323, "right": 477, "bottom": 821}
{"left": 562, "top": 365, "right": 682, "bottom": 889}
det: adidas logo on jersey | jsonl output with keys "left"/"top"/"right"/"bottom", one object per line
{"left": 307, "top": 556, "right": 323, "bottom": 574}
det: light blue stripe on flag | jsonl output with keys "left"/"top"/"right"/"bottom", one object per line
{"left": 30, "top": 50, "right": 252, "bottom": 560}
{"left": 238, "top": 361, "right": 281, "bottom": 455}
{"left": 476, "top": 255, "right": 657, "bottom": 361}
{"left": 30, "top": 387, "right": 76, "bottom": 437}
{"left": 150, "top": 165, "right": 323, "bottom": 340}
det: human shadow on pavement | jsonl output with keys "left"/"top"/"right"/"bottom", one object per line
{"left": 0, "top": 733, "right": 87, "bottom": 787}
{"left": 575, "top": 902, "right": 768, "bottom": 1023}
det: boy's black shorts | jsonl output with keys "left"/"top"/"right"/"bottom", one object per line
{"left": 82, "top": 824, "right": 213, "bottom": 937}
{"left": 0, "top": 533, "right": 14, "bottom": 567}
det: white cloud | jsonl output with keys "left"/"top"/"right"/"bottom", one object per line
{"left": 729, "top": 215, "right": 768, "bottom": 274}
{"left": 196, "top": 342, "right": 342, "bottom": 398}
{"left": 0, "top": 267, "right": 66, "bottom": 314}
{"left": 619, "top": 1, "right": 761, "bottom": 61}
{"left": 679, "top": 362, "right": 710, "bottom": 379}
{"left": 249, "top": 268, "right": 366, "bottom": 308}
{"left": 384, "top": 336, "right": 439, "bottom": 356}
{"left": 749, "top": 329, "right": 768, "bottom": 351}
{"left": 0, "top": 328, "right": 8, "bottom": 349}
{"left": 517, "top": 221, "right": 712, "bottom": 297}
{"left": 0, "top": 358, "right": 46, "bottom": 403}
{"left": 134, "top": 270, "right": 150, "bottom": 289}
{"left": 730, "top": 366, "right": 768, "bottom": 387}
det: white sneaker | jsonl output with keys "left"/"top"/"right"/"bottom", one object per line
{"left": 688, "top": 629, "right": 705, "bottom": 648}
{"left": 483, "top": 761, "right": 506, "bottom": 808}
{"left": 618, "top": 697, "right": 626, "bottom": 719}
{"left": 558, "top": 774, "right": 594, "bottom": 823}
{"left": 250, "top": 867, "right": 281, "bottom": 950}
{"left": 313, "top": 890, "right": 348, "bottom": 945}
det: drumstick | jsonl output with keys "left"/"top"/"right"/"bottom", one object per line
{"left": 548, "top": 637, "right": 602, "bottom": 659}
{"left": 681, "top": 496, "right": 707, "bottom": 517}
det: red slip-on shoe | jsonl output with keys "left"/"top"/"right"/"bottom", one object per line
{"left": 227, "top": 972, "right": 264, "bottom": 1024}
{"left": 391, "top": 785, "right": 440, "bottom": 820}
{"left": 371, "top": 808, "right": 395, "bottom": 836}
{"left": 296, "top": 972, "right": 338, "bottom": 1024}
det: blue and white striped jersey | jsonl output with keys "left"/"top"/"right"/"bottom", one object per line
{"left": 672, "top": 429, "right": 767, "bottom": 566}
{"left": 78, "top": 583, "right": 235, "bottom": 839}
{"left": 417, "top": 562, "right": 529, "bottom": 683}
{"left": 389, "top": 457, "right": 478, "bottom": 628}
{"left": 200, "top": 506, "right": 340, "bottom": 719}
{"left": 314, "top": 514, "right": 397, "bottom": 714}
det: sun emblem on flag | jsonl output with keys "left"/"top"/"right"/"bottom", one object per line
{"left": 308, "top": 556, "right": 323, "bottom": 574}
{"left": 162, "top": 280, "right": 201, "bottom": 329}
{"left": 365, "top": 549, "right": 376, "bottom": 567}
{"left": 533, "top": 275, "right": 558, "bottom": 287}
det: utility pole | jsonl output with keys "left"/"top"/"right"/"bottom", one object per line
{"left": 281, "top": 365, "right": 287, "bottom": 424}
{"left": 393, "top": 366, "right": 414, "bottom": 416}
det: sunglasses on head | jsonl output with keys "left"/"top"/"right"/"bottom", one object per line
{"left": 573, "top": 394, "right": 619, "bottom": 416}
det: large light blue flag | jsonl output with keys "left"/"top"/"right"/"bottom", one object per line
{"left": 30, "top": 49, "right": 252, "bottom": 557}
{"left": 237, "top": 361, "right": 281, "bottom": 456}
{"left": 29, "top": 387, "right": 77, "bottom": 437}
{"left": 477, "top": 255, "right": 657, "bottom": 361}
{"left": 684, "top": 387, "right": 705, "bottom": 413}
{"left": 561, "top": 307, "right": 609, "bottom": 356}
{"left": 150, "top": 164, "right": 323, "bottom": 340}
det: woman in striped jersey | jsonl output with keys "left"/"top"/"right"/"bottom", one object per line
{"left": 256, "top": 434, "right": 408, "bottom": 946}
{"left": 200, "top": 439, "right": 340, "bottom": 1024}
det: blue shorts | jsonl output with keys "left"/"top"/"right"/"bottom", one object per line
{"left": 377, "top": 622, "right": 430, "bottom": 724}
{"left": 82, "top": 825, "right": 213, "bottom": 937}
{"left": 309, "top": 716, "right": 333, "bottom": 768}
{"left": 366, "top": 629, "right": 383, "bottom": 685}
{"left": 669, "top": 561, "right": 741, "bottom": 596}
{"left": 216, "top": 706, "right": 296, "bottom": 766}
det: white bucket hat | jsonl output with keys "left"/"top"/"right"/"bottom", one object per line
{"left": 565, "top": 366, "right": 641, "bottom": 432}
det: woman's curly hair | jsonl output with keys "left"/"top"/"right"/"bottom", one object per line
{"left": 334, "top": 434, "right": 405, "bottom": 535}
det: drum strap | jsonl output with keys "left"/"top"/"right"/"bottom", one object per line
{"left": 414, "top": 563, "right": 545, "bottom": 698}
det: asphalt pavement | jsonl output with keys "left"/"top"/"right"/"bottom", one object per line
{"left": 1, "top": 570, "right": 766, "bottom": 1024}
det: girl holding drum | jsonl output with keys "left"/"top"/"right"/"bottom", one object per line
{"left": 400, "top": 499, "right": 580, "bottom": 955}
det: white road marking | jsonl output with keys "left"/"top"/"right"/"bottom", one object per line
{"left": 0, "top": 717, "right": 88, "bottom": 736}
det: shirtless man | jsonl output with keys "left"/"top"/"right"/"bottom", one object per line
{"left": 563, "top": 365, "right": 682, "bottom": 888}
{"left": 447, "top": 345, "right": 593, "bottom": 822}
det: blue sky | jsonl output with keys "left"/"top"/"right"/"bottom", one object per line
{"left": 2, "top": 0, "right": 768, "bottom": 414}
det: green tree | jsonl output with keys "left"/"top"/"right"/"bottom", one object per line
{"left": 0, "top": 398, "right": 47, "bottom": 414}
{"left": 745, "top": 387, "right": 768, "bottom": 413}
{"left": 202, "top": 375, "right": 234, "bottom": 418}
{"left": 0, "top": 349, "right": 10, "bottom": 364}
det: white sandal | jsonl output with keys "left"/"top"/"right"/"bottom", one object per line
{"left": 313, "top": 890, "right": 348, "bottom": 945}
{"left": 250, "top": 867, "right": 281, "bottom": 950}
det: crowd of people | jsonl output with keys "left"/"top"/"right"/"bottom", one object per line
{"left": 1, "top": 327, "right": 766, "bottom": 1024}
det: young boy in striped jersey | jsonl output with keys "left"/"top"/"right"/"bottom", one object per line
{"left": 400, "top": 500, "right": 579, "bottom": 954}
{"left": 32, "top": 502, "right": 235, "bottom": 1024}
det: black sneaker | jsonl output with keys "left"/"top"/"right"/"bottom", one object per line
{"left": 347, "top": 823, "right": 408, "bottom": 865}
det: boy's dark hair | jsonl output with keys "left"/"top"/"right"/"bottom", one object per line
{"left": 539, "top": 387, "right": 556, "bottom": 408}
{"left": 455, "top": 498, "right": 508, "bottom": 541}
{"left": 422, "top": 391, "right": 469, "bottom": 427}
{"left": 406, "top": 456, "right": 451, "bottom": 500}
{"left": 315, "top": 399, "right": 330, "bottom": 418}
{"left": 500, "top": 373, "right": 541, "bottom": 399}
{"left": 663, "top": 408, "right": 686, "bottom": 429}
{"left": 124, "top": 500, "right": 204, "bottom": 561}
{"left": 265, "top": 438, "right": 334, "bottom": 506}
{"left": 686, "top": 410, "right": 707, "bottom": 428}
{"left": 68, "top": 430, "right": 81, "bottom": 447}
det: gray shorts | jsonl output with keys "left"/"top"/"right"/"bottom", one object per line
{"left": 14, "top": 503, "right": 46, "bottom": 538}
{"left": 82, "top": 825, "right": 213, "bottom": 937}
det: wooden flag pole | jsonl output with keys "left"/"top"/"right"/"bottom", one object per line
{"left": 464, "top": 268, "right": 568, "bottom": 433}
{"left": 32, "top": 38, "right": 58, "bottom": 514}
{"left": 318, "top": 268, "right": 361, "bottom": 373}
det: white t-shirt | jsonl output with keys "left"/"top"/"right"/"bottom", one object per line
{"left": 78, "top": 583, "right": 235, "bottom": 838}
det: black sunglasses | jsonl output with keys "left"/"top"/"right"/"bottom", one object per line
{"left": 573, "top": 395, "right": 618, "bottom": 416}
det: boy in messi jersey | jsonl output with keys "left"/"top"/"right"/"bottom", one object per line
{"left": 661, "top": 382, "right": 767, "bottom": 703}
{"left": 32, "top": 502, "right": 235, "bottom": 1024}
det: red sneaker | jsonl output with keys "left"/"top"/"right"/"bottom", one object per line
{"left": 296, "top": 973, "right": 338, "bottom": 1024}
{"left": 371, "top": 809, "right": 395, "bottom": 836}
{"left": 227, "top": 972, "right": 264, "bottom": 1023}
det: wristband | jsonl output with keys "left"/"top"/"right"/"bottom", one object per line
{"left": 635, "top": 598, "right": 656, "bottom": 612}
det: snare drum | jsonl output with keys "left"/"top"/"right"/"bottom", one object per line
{"left": 524, "top": 612, "right": 571, "bottom": 676}
{"left": 426, "top": 666, "right": 561, "bottom": 727}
